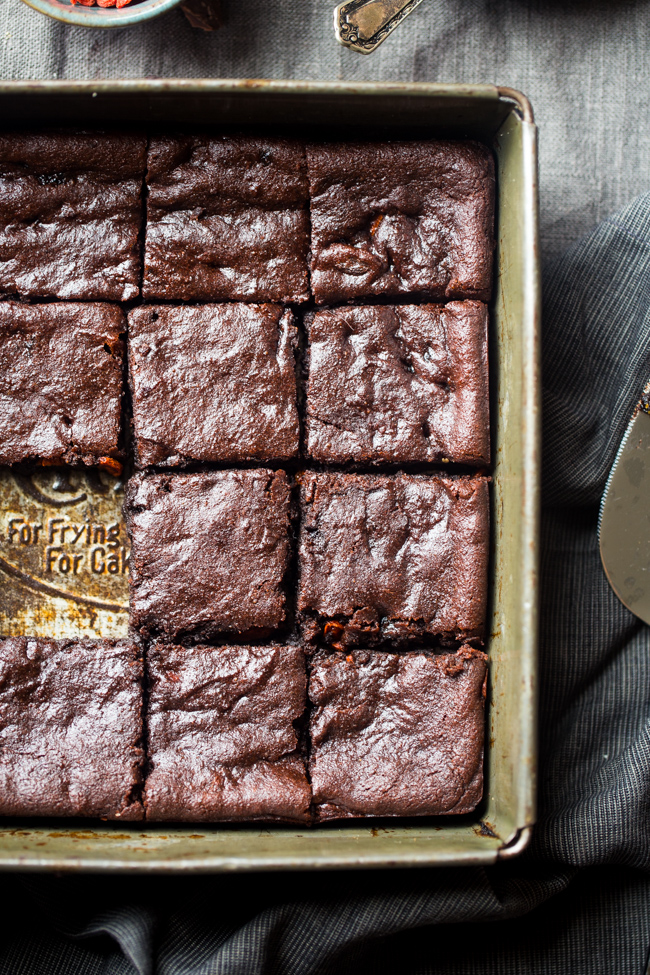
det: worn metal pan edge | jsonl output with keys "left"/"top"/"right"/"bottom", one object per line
{"left": 0, "top": 81, "right": 540, "bottom": 871}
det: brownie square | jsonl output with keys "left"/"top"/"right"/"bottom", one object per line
{"left": 143, "top": 136, "right": 310, "bottom": 303}
{"left": 309, "top": 647, "right": 487, "bottom": 820}
{"left": 125, "top": 470, "right": 292, "bottom": 642}
{"left": 0, "top": 132, "right": 146, "bottom": 301}
{"left": 0, "top": 301, "right": 124, "bottom": 466}
{"left": 307, "top": 140, "right": 494, "bottom": 305}
{"left": 297, "top": 472, "right": 489, "bottom": 647}
{"left": 0, "top": 638, "right": 143, "bottom": 819}
{"left": 128, "top": 304, "right": 299, "bottom": 467}
{"left": 145, "top": 643, "right": 310, "bottom": 822}
{"left": 305, "top": 301, "right": 489, "bottom": 465}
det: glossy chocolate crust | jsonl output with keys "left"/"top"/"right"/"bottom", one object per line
{"left": 307, "top": 140, "right": 495, "bottom": 305}
{"left": 125, "top": 470, "right": 292, "bottom": 642}
{"left": 145, "top": 643, "right": 310, "bottom": 822}
{"left": 128, "top": 304, "right": 299, "bottom": 467}
{"left": 143, "top": 136, "right": 310, "bottom": 303}
{"left": 0, "top": 301, "right": 124, "bottom": 466}
{"left": 0, "top": 132, "right": 146, "bottom": 301}
{"left": 0, "top": 638, "right": 143, "bottom": 820}
{"left": 297, "top": 472, "right": 489, "bottom": 647}
{"left": 305, "top": 301, "right": 490, "bottom": 465}
{"left": 309, "top": 646, "right": 487, "bottom": 820}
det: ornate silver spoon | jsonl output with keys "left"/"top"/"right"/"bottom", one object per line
{"left": 334, "top": 0, "right": 426, "bottom": 54}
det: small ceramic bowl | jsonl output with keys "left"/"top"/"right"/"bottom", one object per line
{"left": 20, "top": 0, "right": 182, "bottom": 29}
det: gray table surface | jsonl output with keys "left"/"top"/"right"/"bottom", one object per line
{"left": 1, "top": 0, "right": 650, "bottom": 267}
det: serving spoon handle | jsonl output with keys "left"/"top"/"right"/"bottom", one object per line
{"left": 334, "top": 0, "right": 425, "bottom": 54}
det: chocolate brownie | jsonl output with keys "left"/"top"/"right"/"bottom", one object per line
{"left": 143, "top": 136, "right": 310, "bottom": 303}
{"left": 128, "top": 303, "right": 299, "bottom": 467}
{"left": 0, "top": 638, "right": 143, "bottom": 819}
{"left": 145, "top": 643, "right": 310, "bottom": 822}
{"left": 0, "top": 132, "right": 146, "bottom": 301}
{"left": 0, "top": 301, "right": 124, "bottom": 466}
{"left": 305, "top": 301, "right": 489, "bottom": 465}
{"left": 297, "top": 472, "right": 489, "bottom": 647}
{"left": 309, "top": 646, "right": 487, "bottom": 820}
{"left": 125, "top": 470, "right": 292, "bottom": 642}
{"left": 307, "top": 140, "right": 495, "bottom": 305}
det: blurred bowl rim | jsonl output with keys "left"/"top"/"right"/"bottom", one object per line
{"left": 20, "top": 0, "right": 183, "bottom": 29}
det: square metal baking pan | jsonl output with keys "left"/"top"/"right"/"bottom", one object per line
{"left": 0, "top": 80, "right": 540, "bottom": 872}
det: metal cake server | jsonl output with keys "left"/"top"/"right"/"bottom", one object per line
{"left": 599, "top": 388, "right": 650, "bottom": 624}
{"left": 334, "top": 0, "right": 425, "bottom": 54}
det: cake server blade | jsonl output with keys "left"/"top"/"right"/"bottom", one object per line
{"left": 599, "top": 394, "right": 650, "bottom": 624}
